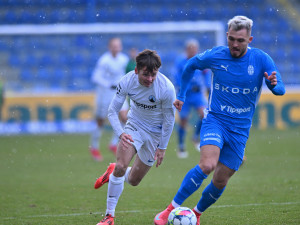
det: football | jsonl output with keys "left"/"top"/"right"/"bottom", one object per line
{"left": 168, "top": 207, "right": 197, "bottom": 225}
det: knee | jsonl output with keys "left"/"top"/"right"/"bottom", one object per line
{"left": 199, "top": 161, "right": 217, "bottom": 175}
{"left": 128, "top": 177, "right": 141, "bottom": 186}
{"left": 114, "top": 163, "right": 127, "bottom": 177}
{"left": 212, "top": 177, "right": 228, "bottom": 189}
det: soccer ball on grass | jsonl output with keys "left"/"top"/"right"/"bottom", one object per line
{"left": 168, "top": 207, "right": 197, "bottom": 225}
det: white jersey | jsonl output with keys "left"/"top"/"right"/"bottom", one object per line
{"left": 108, "top": 71, "right": 176, "bottom": 149}
{"left": 91, "top": 51, "right": 129, "bottom": 88}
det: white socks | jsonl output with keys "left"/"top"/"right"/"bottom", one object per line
{"left": 106, "top": 174, "right": 125, "bottom": 217}
{"left": 124, "top": 167, "right": 132, "bottom": 184}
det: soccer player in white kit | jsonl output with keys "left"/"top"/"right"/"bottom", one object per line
{"left": 89, "top": 37, "right": 129, "bottom": 161}
{"left": 93, "top": 49, "right": 176, "bottom": 225}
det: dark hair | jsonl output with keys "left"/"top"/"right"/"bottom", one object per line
{"left": 136, "top": 49, "right": 161, "bottom": 72}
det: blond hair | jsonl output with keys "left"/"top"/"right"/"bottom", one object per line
{"left": 228, "top": 15, "right": 253, "bottom": 35}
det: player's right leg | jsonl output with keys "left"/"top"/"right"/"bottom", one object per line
{"left": 154, "top": 163, "right": 210, "bottom": 225}
{"left": 96, "top": 132, "right": 137, "bottom": 223}
{"left": 96, "top": 214, "right": 115, "bottom": 225}
{"left": 154, "top": 122, "right": 222, "bottom": 225}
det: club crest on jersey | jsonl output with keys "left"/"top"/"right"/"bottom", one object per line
{"left": 248, "top": 65, "right": 254, "bottom": 75}
{"left": 149, "top": 95, "right": 156, "bottom": 103}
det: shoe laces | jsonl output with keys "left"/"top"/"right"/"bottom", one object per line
{"left": 101, "top": 214, "right": 113, "bottom": 222}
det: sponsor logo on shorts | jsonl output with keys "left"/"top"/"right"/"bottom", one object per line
{"left": 203, "top": 137, "right": 221, "bottom": 143}
{"left": 203, "top": 133, "right": 221, "bottom": 143}
{"left": 221, "top": 105, "right": 251, "bottom": 114}
{"left": 132, "top": 100, "right": 157, "bottom": 110}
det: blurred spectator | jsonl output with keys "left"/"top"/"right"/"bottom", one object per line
{"left": 89, "top": 37, "right": 129, "bottom": 161}
{"left": 174, "top": 39, "right": 211, "bottom": 158}
{"left": 125, "top": 48, "right": 138, "bottom": 73}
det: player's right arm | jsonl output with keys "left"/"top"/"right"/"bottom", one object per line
{"left": 173, "top": 99, "right": 184, "bottom": 111}
{"left": 108, "top": 78, "right": 127, "bottom": 138}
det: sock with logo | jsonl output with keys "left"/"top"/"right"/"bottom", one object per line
{"left": 173, "top": 165, "right": 207, "bottom": 205}
{"left": 106, "top": 174, "right": 125, "bottom": 217}
{"left": 178, "top": 125, "right": 186, "bottom": 150}
{"left": 196, "top": 181, "right": 225, "bottom": 213}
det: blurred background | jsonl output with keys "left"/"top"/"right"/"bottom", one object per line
{"left": 0, "top": 0, "right": 299, "bottom": 134}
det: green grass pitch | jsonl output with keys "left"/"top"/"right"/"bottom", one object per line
{"left": 0, "top": 128, "right": 299, "bottom": 225}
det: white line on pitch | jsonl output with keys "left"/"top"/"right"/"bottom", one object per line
{"left": 3, "top": 201, "right": 300, "bottom": 220}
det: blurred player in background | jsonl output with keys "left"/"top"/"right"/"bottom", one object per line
{"left": 174, "top": 39, "right": 211, "bottom": 158}
{"left": 125, "top": 47, "right": 137, "bottom": 73}
{"left": 154, "top": 15, "right": 285, "bottom": 225}
{"left": 89, "top": 37, "right": 129, "bottom": 161}
{"left": 94, "top": 49, "right": 176, "bottom": 225}
{"left": 0, "top": 79, "right": 4, "bottom": 120}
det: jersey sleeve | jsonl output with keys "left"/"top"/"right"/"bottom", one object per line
{"left": 177, "top": 49, "right": 212, "bottom": 102}
{"left": 159, "top": 83, "right": 176, "bottom": 149}
{"left": 262, "top": 52, "right": 286, "bottom": 95}
{"left": 107, "top": 77, "right": 128, "bottom": 137}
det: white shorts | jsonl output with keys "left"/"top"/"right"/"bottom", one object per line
{"left": 94, "top": 86, "right": 129, "bottom": 118}
{"left": 124, "top": 121, "right": 160, "bottom": 167}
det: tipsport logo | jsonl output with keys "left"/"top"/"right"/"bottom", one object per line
{"left": 221, "top": 105, "right": 251, "bottom": 114}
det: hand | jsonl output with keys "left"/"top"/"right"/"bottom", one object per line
{"left": 173, "top": 99, "right": 184, "bottom": 112}
{"left": 119, "top": 133, "right": 134, "bottom": 148}
{"left": 264, "top": 71, "right": 277, "bottom": 86}
{"left": 154, "top": 148, "right": 166, "bottom": 168}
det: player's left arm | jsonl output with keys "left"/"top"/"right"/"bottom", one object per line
{"left": 263, "top": 53, "right": 286, "bottom": 95}
{"left": 155, "top": 85, "right": 176, "bottom": 167}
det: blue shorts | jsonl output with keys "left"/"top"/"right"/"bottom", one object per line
{"left": 200, "top": 115, "right": 250, "bottom": 171}
{"left": 179, "top": 93, "right": 207, "bottom": 119}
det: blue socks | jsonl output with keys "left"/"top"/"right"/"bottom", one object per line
{"left": 173, "top": 165, "right": 207, "bottom": 205}
{"left": 196, "top": 181, "right": 225, "bottom": 213}
{"left": 173, "top": 166, "right": 226, "bottom": 213}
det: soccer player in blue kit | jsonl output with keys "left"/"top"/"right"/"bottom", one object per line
{"left": 154, "top": 15, "right": 285, "bottom": 225}
{"left": 175, "top": 39, "right": 211, "bottom": 158}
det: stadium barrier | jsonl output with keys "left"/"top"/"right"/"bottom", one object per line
{"left": 0, "top": 90, "right": 299, "bottom": 135}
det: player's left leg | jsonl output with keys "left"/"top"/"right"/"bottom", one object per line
{"left": 124, "top": 154, "right": 151, "bottom": 186}
{"left": 194, "top": 162, "right": 235, "bottom": 214}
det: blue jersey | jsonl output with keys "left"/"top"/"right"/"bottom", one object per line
{"left": 178, "top": 46, "right": 285, "bottom": 129}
